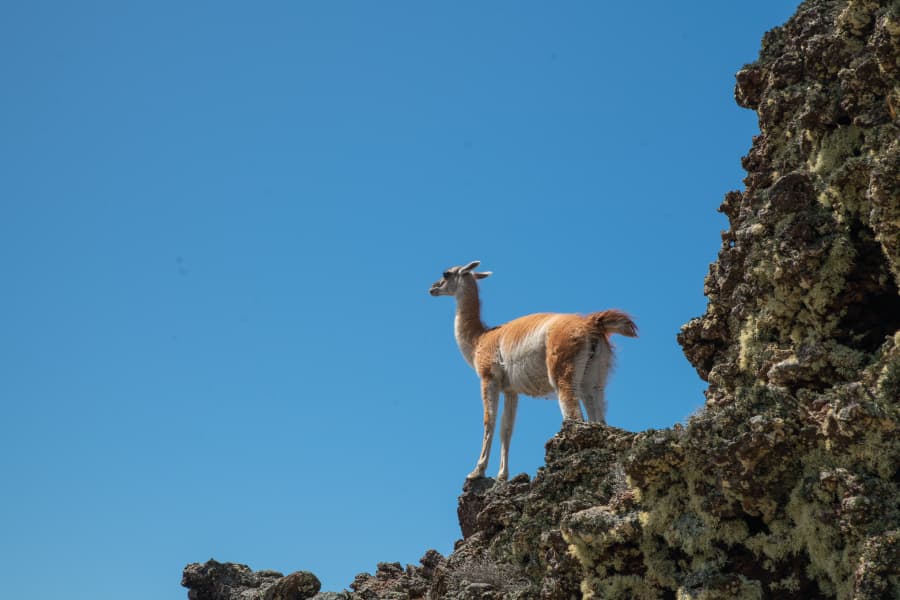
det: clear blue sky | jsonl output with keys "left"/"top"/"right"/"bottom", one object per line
{"left": 1, "top": 2, "right": 799, "bottom": 598}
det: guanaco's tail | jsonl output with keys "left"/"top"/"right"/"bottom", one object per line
{"left": 587, "top": 310, "right": 638, "bottom": 338}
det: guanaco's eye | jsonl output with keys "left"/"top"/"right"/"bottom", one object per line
{"left": 443, "top": 271, "right": 452, "bottom": 279}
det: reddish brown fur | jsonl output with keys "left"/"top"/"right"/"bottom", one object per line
{"left": 546, "top": 315, "right": 588, "bottom": 417}
{"left": 473, "top": 313, "right": 558, "bottom": 379}
{"left": 473, "top": 312, "right": 636, "bottom": 389}
{"left": 456, "top": 286, "right": 487, "bottom": 347}
{"left": 587, "top": 309, "right": 639, "bottom": 338}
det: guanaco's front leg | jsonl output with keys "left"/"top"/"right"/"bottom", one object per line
{"left": 468, "top": 378, "right": 500, "bottom": 480}
{"left": 497, "top": 392, "right": 518, "bottom": 481}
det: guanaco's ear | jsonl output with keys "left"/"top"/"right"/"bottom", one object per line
{"left": 473, "top": 271, "right": 492, "bottom": 279}
{"left": 460, "top": 260, "right": 481, "bottom": 273}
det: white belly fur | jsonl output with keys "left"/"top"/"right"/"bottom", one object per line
{"left": 498, "top": 317, "right": 558, "bottom": 397}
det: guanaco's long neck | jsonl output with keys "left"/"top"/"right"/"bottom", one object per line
{"left": 454, "top": 279, "right": 487, "bottom": 367}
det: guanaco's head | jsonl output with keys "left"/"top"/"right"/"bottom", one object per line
{"left": 429, "top": 261, "right": 492, "bottom": 297}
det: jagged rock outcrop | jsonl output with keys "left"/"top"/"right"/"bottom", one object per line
{"left": 679, "top": 0, "right": 900, "bottom": 404}
{"left": 183, "top": 0, "right": 899, "bottom": 597}
{"left": 182, "top": 560, "right": 326, "bottom": 600}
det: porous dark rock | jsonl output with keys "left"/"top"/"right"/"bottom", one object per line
{"left": 267, "top": 571, "right": 322, "bottom": 600}
{"left": 182, "top": 560, "right": 323, "bottom": 600}
{"left": 458, "top": 477, "right": 499, "bottom": 540}
{"left": 348, "top": 551, "right": 445, "bottom": 600}
{"left": 182, "top": 560, "right": 285, "bottom": 600}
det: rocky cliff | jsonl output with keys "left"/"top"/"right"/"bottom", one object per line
{"left": 183, "top": 0, "right": 900, "bottom": 597}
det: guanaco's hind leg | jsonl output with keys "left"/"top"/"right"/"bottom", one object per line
{"left": 548, "top": 338, "right": 590, "bottom": 421}
{"left": 582, "top": 384, "right": 606, "bottom": 424}
{"left": 581, "top": 340, "right": 612, "bottom": 423}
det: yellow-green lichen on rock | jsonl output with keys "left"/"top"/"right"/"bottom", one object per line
{"left": 621, "top": 0, "right": 899, "bottom": 597}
